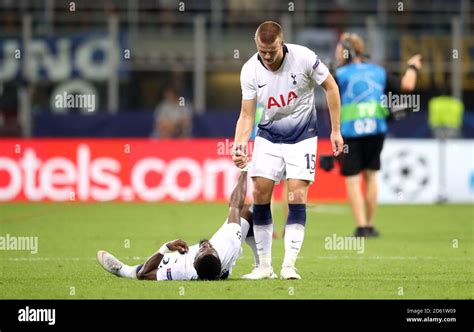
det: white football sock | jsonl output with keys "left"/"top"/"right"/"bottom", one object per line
{"left": 118, "top": 264, "right": 140, "bottom": 279}
{"left": 283, "top": 223, "right": 305, "bottom": 268}
{"left": 240, "top": 219, "right": 250, "bottom": 243}
{"left": 245, "top": 236, "right": 260, "bottom": 266}
{"left": 240, "top": 218, "right": 259, "bottom": 265}
{"left": 254, "top": 224, "right": 273, "bottom": 268}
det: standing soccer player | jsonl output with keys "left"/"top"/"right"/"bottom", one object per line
{"left": 232, "top": 21, "right": 343, "bottom": 280}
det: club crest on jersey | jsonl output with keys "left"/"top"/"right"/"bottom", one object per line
{"left": 267, "top": 91, "right": 298, "bottom": 109}
{"left": 291, "top": 73, "right": 297, "bottom": 85}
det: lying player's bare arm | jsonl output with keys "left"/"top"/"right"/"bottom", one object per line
{"left": 137, "top": 239, "right": 189, "bottom": 280}
{"left": 227, "top": 171, "right": 248, "bottom": 225}
{"left": 232, "top": 99, "right": 256, "bottom": 168}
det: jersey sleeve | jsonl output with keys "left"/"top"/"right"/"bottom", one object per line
{"left": 213, "top": 223, "right": 242, "bottom": 247}
{"left": 306, "top": 49, "right": 330, "bottom": 85}
{"left": 240, "top": 61, "right": 257, "bottom": 100}
{"left": 210, "top": 223, "right": 242, "bottom": 277}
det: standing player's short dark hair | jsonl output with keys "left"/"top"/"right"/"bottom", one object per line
{"left": 195, "top": 254, "right": 221, "bottom": 280}
{"left": 255, "top": 21, "right": 284, "bottom": 44}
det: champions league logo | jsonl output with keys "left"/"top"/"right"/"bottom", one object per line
{"left": 382, "top": 150, "right": 430, "bottom": 199}
{"left": 344, "top": 72, "right": 383, "bottom": 104}
{"left": 312, "top": 57, "right": 320, "bottom": 69}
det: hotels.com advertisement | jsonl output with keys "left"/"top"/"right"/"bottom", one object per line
{"left": 0, "top": 139, "right": 346, "bottom": 202}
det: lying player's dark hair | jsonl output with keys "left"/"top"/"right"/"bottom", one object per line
{"left": 195, "top": 254, "right": 221, "bottom": 280}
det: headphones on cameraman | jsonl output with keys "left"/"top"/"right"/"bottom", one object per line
{"left": 341, "top": 34, "right": 357, "bottom": 63}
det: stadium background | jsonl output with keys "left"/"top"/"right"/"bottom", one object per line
{"left": 0, "top": 0, "right": 473, "bottom": 300}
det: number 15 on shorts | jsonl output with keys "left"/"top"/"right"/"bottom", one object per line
{"left": 305, "top": 153, "right": 315, "bottom": 174}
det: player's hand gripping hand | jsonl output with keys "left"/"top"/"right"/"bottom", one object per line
{"left": 166, "top": 239, "right": 189, "bottom": 254}
{"left": 330, "top": 131, "right": 344, "bottom": 157}
{"left": 232, "top": 145, "right": 249, "bottom": 169}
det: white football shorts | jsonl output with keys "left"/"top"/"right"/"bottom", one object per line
{"left": 249, "top": 136, "right": 318, "bottom": 184}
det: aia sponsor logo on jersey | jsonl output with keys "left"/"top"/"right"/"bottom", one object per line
{"left": 267, "top": 91, "right": 298, "bottom": 109}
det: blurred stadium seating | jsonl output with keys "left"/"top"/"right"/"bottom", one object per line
{"left": 0, "top": 0, "right": 472, "bottom": 138}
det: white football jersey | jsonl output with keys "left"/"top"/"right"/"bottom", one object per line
{"left": 156, "top": 220, "right": 247, "bottom": 281}
{"left": 209, "top": 222, "right": 243, "bottom": 279}
{"left": 240, "top": 43, "right": 329, "bottom": 144}
{"left": 156, "top": 244, "right": 199, "bottom": 281}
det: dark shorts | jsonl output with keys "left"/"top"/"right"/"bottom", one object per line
{"left": 338, "top": 134, "right": 385, "bottom": 176}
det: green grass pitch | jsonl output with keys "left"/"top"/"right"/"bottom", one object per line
{"left": 0, "top": 202, "right": 472, "bottom": 299}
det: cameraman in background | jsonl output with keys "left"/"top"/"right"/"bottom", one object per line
{"left": 332, "top": 33, "right": 422, "bottom": 237}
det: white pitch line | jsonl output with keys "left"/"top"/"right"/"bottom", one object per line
{"left": 308, "top": 205, "right": 349, "bottom": 214}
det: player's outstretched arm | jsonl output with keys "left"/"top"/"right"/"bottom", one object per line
{"left": 232, "top": 99, "right": 256, "bottom": 168}
{"left": 321, "top": 74, "right": 344, "bottom": 157}
{"left": 137, "top": 239, "right": 189, "bottom": 280}
{"left": 227, "top": 171, "right": 248, "bottom": 225}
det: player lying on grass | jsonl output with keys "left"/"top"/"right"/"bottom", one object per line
{"left": 97, "top": 168, "right": 268, "bottom": 280}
